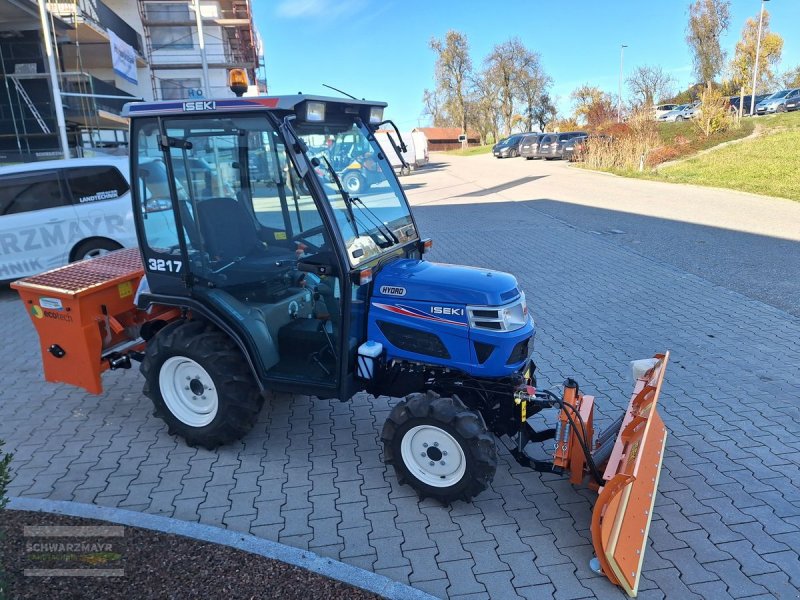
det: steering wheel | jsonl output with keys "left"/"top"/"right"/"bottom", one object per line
{"left": 290, "top": 225, "right": 327, "bottom": 253}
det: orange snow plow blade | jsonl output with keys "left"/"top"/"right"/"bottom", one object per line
{"left": 591, "top": 352, "right": 669, "bottom": 597}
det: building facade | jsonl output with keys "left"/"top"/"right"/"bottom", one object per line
{"left": 0, "top": 0, "right": 261, "bottom": 163}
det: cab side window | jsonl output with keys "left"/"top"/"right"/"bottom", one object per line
{"left": 0, "top": 171, "right": 67, "bottom": 215}
{"left": 65, "top": 166, "right": 129, "bottom": 204}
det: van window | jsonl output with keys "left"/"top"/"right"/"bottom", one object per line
{"left": 0, "top": 171, "right": 67, "bottom": 215}
{"left": 65, "top": 166, "right": 129, "bottom": 205}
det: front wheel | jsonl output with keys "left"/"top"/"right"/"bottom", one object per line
{"left": 676, "top": 115, "right": 686, "bottom": 121}
{"left": 777, "top": 104, "right": 787, "bottom": 113}
{"left": 141, "top": 320, "right": 262, "bottom": 449}
{"left": 342, "top": 171, "right": 364, "bottom": 194}
{"left": 71, "top": 239, "right": 122, "bottom": 261}
{"left": 382, "top": 391, "right": 497, "bottom": 503}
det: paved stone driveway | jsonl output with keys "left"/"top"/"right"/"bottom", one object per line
{"left": 2, "top": 161, "right": 800, "bottom": 599}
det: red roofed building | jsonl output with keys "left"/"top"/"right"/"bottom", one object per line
{"left": 416, "top": 127, "right": 480, "bottom": 151}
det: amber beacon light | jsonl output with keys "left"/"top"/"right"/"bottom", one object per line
{"left": 228, "top": 69, "right": 249, "bottom": 97}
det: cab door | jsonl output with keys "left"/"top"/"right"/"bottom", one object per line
{"left": 0, "top": 169, "right": 77, "bottom": 278}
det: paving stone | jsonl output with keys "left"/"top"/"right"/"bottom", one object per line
{"left": 407, "top": 547, "right": 447, "bottom": 584}
{"left": 339, "top": 525, "right": 375, "bottom": 559}
{"left": 703, "top": 559, "right": 770, "bottom": 598}
{"left": 537, "top": 564, "right": 594, "bottom": 600}
{"left": 474, "top": 571, "right": 522, "bottom": 600}
{"left": 643, "top": 568, "right": 703, "bottom": 600}
{"left": 372, "top": 534, "right": 410, "bottom": 570}
{"left": 437, "top": 559, "right": 485, "bottom": 596}
{"left": 658, "top": 548, "right": 719, "bottom": 584}
{"left": 761, "top": 550, "right": 800, "bottom": 588}
{"left": 517, "top": 583, "right": 557, "bottom": 599}
{"left": 413, "top": 578, "right": 450, "bottom": 599}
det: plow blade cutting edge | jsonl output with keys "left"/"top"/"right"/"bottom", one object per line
{"left": 590, "top": 352, "right": 669, "bottom": 597}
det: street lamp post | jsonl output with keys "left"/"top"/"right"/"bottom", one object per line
{"left": 750, "top": 0, "right": 769, "bottom": 116}
{"left": 618, "top": 44, "right": 627, "bottom": 123}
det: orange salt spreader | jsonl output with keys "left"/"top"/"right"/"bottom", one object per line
{"left": 11, "top": 249, "right": 178, "bottom": 395}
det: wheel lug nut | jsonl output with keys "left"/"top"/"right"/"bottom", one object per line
{"left": 185, "top": 386, "right": 189, "bottom": 391}
{"left": 186, "top": 376, "right": 191, "bottom": 380}
{"left": 422, "top": 443, "right": 428, "bottom": 448}
{"left": 433, "top": 442, "right": 439, "bottom": 447}
{"left": 443, "top": 451, "right": 448, "bottom": 456}
{"left": 429, "top": 461, "right": 435, "bottom": 466}
{"left": 420, "top": 452, "right": 426, "bottom": 457}
{"left": 440, "top": 461, "right": 446, "bottom": 466}
{"left": 201, "top": 396, "right": 206, "bottom": 400}
{"left": 192, "top": 396, "right": 197, "bottom": 400}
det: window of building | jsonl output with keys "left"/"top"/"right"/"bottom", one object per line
{"left": 160, "top": 78, "right": 202, "bottom": 100}
{"left": 64, "top": 166, "right": 130, "bottom": 204}
{"left": 146, "top": 3, "right": 193, "bottom": 50}
{"left": 0, "top": 171, "right": 67, "bottom": 215}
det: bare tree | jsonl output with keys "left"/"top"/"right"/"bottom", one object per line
{"left": 430, "top": 31, "right": 473, "bottom": 148}
{"left": 470, "top": 68, "right": 502, "bottom": 143}
{"left": 422, "top": 88, "right": 446, "bottom": 127}
{"left": 627, "top": 65, "right": 676, "bottom": 107}
{"left": 516, "top": 50, "right": 552, "bottom": 132}
{"left": 484, "top": 38, "right": 525, "bottom": 136}
{"left": 730, "top": 9, "right": 783, "bottom": 91}
{"left": 782, "top": 65, "right": 800, "bottom": 88}
{"left": 686, "top": 0, "right": 731, "bottom": 88}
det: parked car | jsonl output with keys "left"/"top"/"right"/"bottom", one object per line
{"left": 778, "top": 88, "right": 800, "bottom": 112}
{"left": 651, "top": 104, "right": 678, "bottom": 120}
{"left": 543, "top": 132, "right": 588, "bottom": 160}
{"left": 756, "top": 89, "right": 798, "bottom": 114}
{"left": 492, "top": 134, "right": 526, "bottom": 158}
{"left": 657, "top": 104, "right": 689, "bottom": 122}
{"left": 519, "top": 133, "right": 545, "bottom": 160}
{"left": 727, "top": 94, "right": 770, "bottom": 115}
{"left": 0, "top": 157, "right": 135, "bottom": 280}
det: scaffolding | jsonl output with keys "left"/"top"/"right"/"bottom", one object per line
{"left": 138, "top": 0, "right": 261, "bottom": 100}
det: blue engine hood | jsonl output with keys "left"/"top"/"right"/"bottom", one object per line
{"left": 373, "top": 259, "right": 520, "bottom": 306}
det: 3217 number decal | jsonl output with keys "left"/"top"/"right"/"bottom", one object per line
{"left": 147, "top": 258, "right": 182, "bottom": 273}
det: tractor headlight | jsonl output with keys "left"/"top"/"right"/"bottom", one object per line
{"left": 467, "top": 292, "right": 528, "bottom": 332}
{"left": 306, "top": 101, "right": 326, "bottom": 122}
{"left": 369, "top": 106, "right": 384, "bottom": 124}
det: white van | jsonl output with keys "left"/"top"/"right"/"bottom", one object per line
{"left": 0, "top": 157, "right": 136, "bottom": 280}
{"left": 374, "top": 130, "right": 415, "bottom": 174}
{"left": 410, "top": 130, "right": 429, "bottom": 167}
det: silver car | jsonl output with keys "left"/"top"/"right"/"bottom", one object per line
{"left": 659, "top": 102, "right": 700, "bottom": 122}
{"left": 756, "top": 89, "right": 800, "bottom": 114}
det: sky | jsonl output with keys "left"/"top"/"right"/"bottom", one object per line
{"left": 253, "top": 0, "right": 800, "bottom": 130}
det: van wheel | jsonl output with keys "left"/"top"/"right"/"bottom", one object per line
{"left": 343, "top": 172, "right": 364, "bottom": 194}
{"left": 141, "top": 320, "right": 262, "bottom": 449}
{"left": 382, "top": 391, "right": 497, "bottom": 503}
{"left": 72, "top": 239, "right": 122, "bottom": 261}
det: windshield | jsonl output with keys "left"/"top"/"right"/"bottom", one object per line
{"left": 769, "top": 90, "right": 790, "bottom": 100}
{"left": 296, "top": 121, "right": 417, "bottom": 267}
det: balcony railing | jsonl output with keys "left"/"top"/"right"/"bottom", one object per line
{"left": 60, "top": 72, "right": 139, "bottom": 116}
{"left": 48, "top": 0, "right": 144, "bottom": 56}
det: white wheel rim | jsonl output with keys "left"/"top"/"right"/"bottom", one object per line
{"left": 345, "top": 177, "right": 360, "bottom": 192}
{"left": 400, "top": 425, "right": 466, "bottom": 488}
{"left": 159, "top": 356, "right": 218, "bottom": 427}
{"left": 83, "top": 248, "right": 111, "bottom": 260}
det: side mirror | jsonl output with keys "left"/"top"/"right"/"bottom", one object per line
{"left": 297, "top": 251, "right": 339, "bottom": 277}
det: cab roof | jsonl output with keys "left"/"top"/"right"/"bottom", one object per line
{"left": 122, "top": 94, "right": 387, "bottom": 118}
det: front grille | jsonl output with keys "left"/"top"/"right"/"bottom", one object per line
{"left": 507, "top": 338, "right": 530, "bottom": 365}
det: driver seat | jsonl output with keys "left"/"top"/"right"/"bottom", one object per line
{"left": 195, "top": 197, "right": 263, "bottom": 262}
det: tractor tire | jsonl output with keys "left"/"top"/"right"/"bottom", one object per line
{"left": 342, "top": 172, "right": 364, "bottom": 194}
{"left": 381, "top": 391, "right": 497, "bottom": 503}
{"left": 141, "top": 320, "right": 262, "bottom": 449}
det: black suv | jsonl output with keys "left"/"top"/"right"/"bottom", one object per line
{"left": 492, "top": 134, "right": 526, "bottom": 158}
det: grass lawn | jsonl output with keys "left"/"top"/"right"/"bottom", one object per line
{"left": 443, "top": 144, "right": 493, "bottom": 156}
{"left": 602, "top": 111, "right": 800, "bottom": 200}
{"left": 653, "top": 127, "right": 800, "bottom": 200}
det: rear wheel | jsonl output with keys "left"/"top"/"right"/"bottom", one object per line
{"left": 676, "top": 115, "right": 686, "bottom": 121}
{"left": 382, "top": 391, "right": 497, "bottom": 503}
{"left": 141, "top": 320, "right": 262, "bottom": 449}
{"left": 777, "top": 104, "right": 787, "bottom": 113}
{"left": 71, "top": 239, "right": 122, "bottom": 261}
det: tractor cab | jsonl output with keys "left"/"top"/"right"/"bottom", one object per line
{"left": 126, "top": 95, "right": 421, "bottom": 402}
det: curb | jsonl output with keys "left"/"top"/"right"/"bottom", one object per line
{"left": 7, "top": 497, "right": 438, "bottom": 600}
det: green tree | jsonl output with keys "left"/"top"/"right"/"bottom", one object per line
{"left": 730, "top": 10, "right": 783, "bottom": 93}
{"left": 516, "top": 50, "right": 552, "bottom": 133}
{"left": 0, "top": 439, "right": 12, "bottom": 510}
{"left": 532, "top": 93, "right": 557, "bottom": 132}
{"left": 782, "top": 65, "right": 800, "bottom": 88}
{"left": 430, "top": 31, "right": 474, "bottom": 148}
{"left": 686, "top": 0, "right": 731, "bottom": 88}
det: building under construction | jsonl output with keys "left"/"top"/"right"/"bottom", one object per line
{"left": 0, "top": 0, "right": 262, "bottom": 163}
